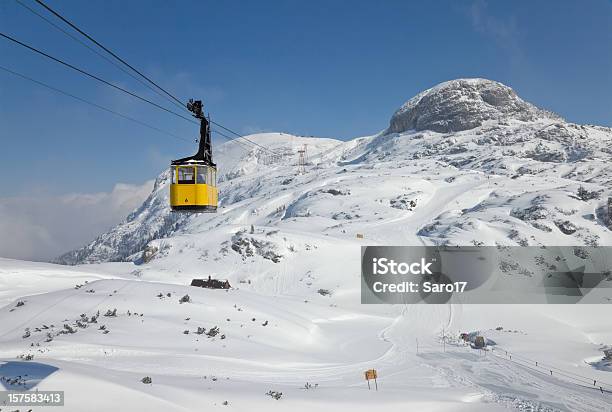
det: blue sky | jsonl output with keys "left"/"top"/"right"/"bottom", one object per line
{"left": 1, "top": 0, "right": 611, "bottom": 197}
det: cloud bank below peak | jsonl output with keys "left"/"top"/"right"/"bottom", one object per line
{"left": 0, "top": 180, "right": 154, "bottom": 261}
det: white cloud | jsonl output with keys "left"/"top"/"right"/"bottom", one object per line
{"left": 0, "top": 180, "right": 154, "bottom": 262}
{"left": 469, "top": 0, "right": 523, "bottom": 61}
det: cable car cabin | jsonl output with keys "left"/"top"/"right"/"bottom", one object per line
{"left": 170, "top": 162, "right": 218, "bottom": 212}
{"left": 170, "top": 98, "right": 218, "bottom": 212}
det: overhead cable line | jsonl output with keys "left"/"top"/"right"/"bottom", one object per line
{"left": 28, "top": 0, "right": 280, "bottom": 155}
{"left": 1, "top": 32, "right": 277, "bottom": 155}
{"left": 13, "top": 0, "right": 185, "bottom": 112}
{"left": 33, "top": 0, "right": 186, "bottom": 109}
{"left": 0, "top": 65, "right": 260, "bottom": 152}
{"left": 0, "top": 31, "right": 199, "bottom": 125}
{"left": 0, "top": 65, "right": 191, "bottom": 142}
{"left": 212, "top": 128, "right": 253, "bottom": 151}
{"left": 209, "top": 121, "right": 274, "bottom": 152}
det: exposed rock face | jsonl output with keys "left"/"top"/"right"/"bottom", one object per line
{"left": 387, "top": 79, "right": 559, "bottom": 134}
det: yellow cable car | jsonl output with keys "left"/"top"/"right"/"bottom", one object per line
{"left": 170, "top": 162, "right": 218, "bottom": 212}
{"left": 170, "top": 99, "right": 218, "bottom": 212}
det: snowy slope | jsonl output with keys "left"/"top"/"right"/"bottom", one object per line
{"left": 57, "top": 79, "right": 612, "bottom": 267}
{"left": 1, "top": 261, "right": 611, "bottom": 411}
{"left": 3, "top": 79, "right": 612, "bottom": 411}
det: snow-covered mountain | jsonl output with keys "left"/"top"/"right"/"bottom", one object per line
{"left": 387, "top": 78, "right": 560, "bottom": 134}
{"left": 57, "top": 78, "right": 612, "bottom": 269}
{"left": 4, "top": 79, "right": 612, "bottom": 411}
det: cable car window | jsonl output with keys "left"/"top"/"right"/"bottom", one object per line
{"left": 171, "top": 167, "right": 177, "bottom": 184}
{"left": 197, "top": 167, "right": 207, "bottom": 184}
{"left": 178, "top": 167, "right": 195, "bottom": 184}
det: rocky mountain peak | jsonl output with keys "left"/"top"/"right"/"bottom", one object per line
{"left": 387, "top": 78, "right": 560, "bottom": 134}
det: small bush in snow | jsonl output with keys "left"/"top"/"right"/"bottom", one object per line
{"left": 104, "top": 308, "right": 117, "bottom": 317}
{"left": 16, "top": 300, "right": 25, "bottom": 307}
{"left": 141, "top": 245, "right": 159, "bottom": 263}
{"left": 554, "top": 220, "right": 578, "bottom": 235}
{"left": 141, "top": 376, "right": 152, "bottom": 384}
{"left": 531, "top": 222, "right": 552, "bottom": 232}
{"left": 573, "top": 247, "right": 590, "bottom": 260}
{"left": 206, "top": 326, "right": 220, "bottom": 337}
{"left": 266, "top": 390, "right": 282, "bottom": 400}
{"left": 179, "top": 294, "right": 191, "bottom": 304}
{"left": 317, "top": 289, "right": 332, "bottom": 297}
{"left": 62, "top": 324, "right": 76, "bottom": 334}
{"left": 577, "top": 186, "right": 601, "bottom": 201}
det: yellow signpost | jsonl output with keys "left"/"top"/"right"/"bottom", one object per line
{"left": 364, "top": 369, "right": 378, "bottom": 390}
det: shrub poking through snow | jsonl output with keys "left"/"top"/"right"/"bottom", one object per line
{"left": 390, "top": 196, "right": 417, "bottom": 210}
{"left": 141, "top": 245, "right": 159, "bottom": 263}
{"left": 231, "top": 233, "right": 283, "bottom": 263}
{"left": 321, "top": 188, "right": 350, "bottom": 196}
{"left": 317, "top": 288, "right": 332, "bottom": 297}
{"left": 577, "top": 186, "right": 601, "bottom": 201}
{"left": 555, "top": 220, "right": 578, "bottom": 235}
{"left": 179, "top": 294, "right": 191, "bottom": 304}
{"left": 141, "top": 376, "right": 152, "bottom": 384}
{"left": 16, "top": 300, "right": 25, "bottom": 307}
{"left": 206, "top": 326, "right": 220, "bottom": 337}
{"left": 104, "top": 308, "right": 117, "bottom": 317}
{"left": 266, "top": 390, "right": 283, "bottom": 400}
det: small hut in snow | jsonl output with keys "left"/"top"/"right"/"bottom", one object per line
{"left": 191, "top": 276, "right": 231, "bottom": 289}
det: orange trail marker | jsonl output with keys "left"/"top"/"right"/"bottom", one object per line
{"left": 364, "top": 369, "right": 378, "bottom": 391}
